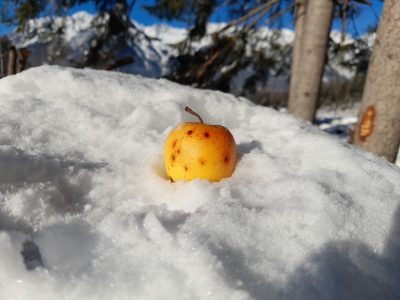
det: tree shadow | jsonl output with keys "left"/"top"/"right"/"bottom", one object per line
{"left": 0, "top": 147, "right": 107, "bottom": 231}
{"left": 207, "top": 240, "right": 280, "bottom": 300}
{"left": 0, "top": 147, "right": 107, "bottom": 271}
{"left": 284, "top": 204, "right": 400, "bottom": 300}
{"left": 200, "top": 204, "right": 400, "bottom": 299}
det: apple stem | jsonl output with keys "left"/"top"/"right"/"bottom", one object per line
{"left": 185, "top": 106, "right": 204, "bottom": 123}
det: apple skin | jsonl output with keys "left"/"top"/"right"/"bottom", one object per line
{"left": 164, "top": 122, "right": 237, "bottom": 182}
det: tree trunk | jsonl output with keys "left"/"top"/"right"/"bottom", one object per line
{"left": 288, "top": 0, "right": 334, "bottom": 122}
{"left": 353, "top": 0, "right": 400, "bottom": 163}
{"left": 16, "top": 48, "right": 30, "bottom": 73}
{"left": 288, "top": 0, "right": 307, "bottom": 111}
{"left": 0, "top": 41, "right": 4, "bottom": 78}
{"left": 7, "top": 46, "right": 17, "bottom": 76}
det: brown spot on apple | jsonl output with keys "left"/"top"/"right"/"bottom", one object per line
{"left": 204, "top": 132, "right": 210, "bottom": 138}
{"left": 187, "top": 130, "right": 193, "bottom": 135}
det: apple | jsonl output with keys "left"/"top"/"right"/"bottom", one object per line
{"left": 164, "top": 107, "right": 237, "bottom": 182}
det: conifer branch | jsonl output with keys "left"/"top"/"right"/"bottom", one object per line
{"left": 218, "top": 0, "right": 281, "bottom": 34}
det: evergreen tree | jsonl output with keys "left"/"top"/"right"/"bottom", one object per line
{"left": 288, "top": 0, "right": 374, "bottom": 122}
{"left": 146, "top": 0, "right": 375, "bottom": 102}
{"left": 1, "top": 0, "right": 142, "bottom": 70}
{"left": 1, "top": 0, "right": 378, "bottom": 106}
{"left": 145, "top": 0, "right": 295, "bottom": 96}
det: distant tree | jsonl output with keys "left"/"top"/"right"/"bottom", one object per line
{"left": 146, "top": 0, "right": 375, "bottom": 103}
{"left": 288, "top": 0, "right": 376, "bottom": 122}
{"left": 0, "top": 0, "right": 137, "bottom": 29}
{"left": 144, "top": 0, "right": 218, "bottom": 41}
{"left": 353, "top": 0, "right": 400, "bottom": 163}
{"left": 6, "top": 46, "right": 17, "bottom": 75}
{"left": 0, "top": 0, "right": 140, "bottom": 69}
{"left": 287, "top": 0, "right": 307, "bottom": 114}
{"left": 0, "top": 0, "right": 47, "bottom": 29}
{"left": 81, "top": 1, "right": 136, "bottom": 69}
{"left": 288, "top": 0, "right": 334, "bottom": 122}
{"left": 0, "top": 37, "right": 11, "bottom": 78}
{"left": 145, "top": 0, "right": 295, "bottom": 95}
{"left": 0, "top": 0, "right": 378, "bottom": 105}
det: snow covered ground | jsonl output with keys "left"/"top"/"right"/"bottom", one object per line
{"left": 0, "top": 66, "right": 400, "bottom": 300}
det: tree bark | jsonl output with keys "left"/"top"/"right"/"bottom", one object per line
{"left": 7, "top": 46, "right": 17, "bottom": 76}
{"left": 16, "top": 48, "right": 30, "bottom": 73}
{"left": 288, "top": 0, "right": 307, "bottom": 112}
{"left": 288, "top": 0, "right": 335, "bottom": 122}
{"left": 353, "top": 0, "right": 400, "bottom": 163}
{"left": 0, "top": 40, "right": 4, "bottom": 78}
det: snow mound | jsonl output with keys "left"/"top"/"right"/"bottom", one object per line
{"left": 0, "top": 66, "right": 399, "bottom": 300}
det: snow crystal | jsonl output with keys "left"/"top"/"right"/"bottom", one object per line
{"left": 0, "top": 66, "right": 399, "bottom": 300}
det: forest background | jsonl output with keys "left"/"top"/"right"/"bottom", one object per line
{"left": 1, "top": 0, "right": 398, "bottom": 163}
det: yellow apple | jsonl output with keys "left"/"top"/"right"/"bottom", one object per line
{"left": 164, "top": 107, "right": 237, "bottom": 182}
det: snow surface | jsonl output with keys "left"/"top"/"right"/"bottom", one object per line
{"left": 0, "top": 66, "right": 400, "bottom": 300}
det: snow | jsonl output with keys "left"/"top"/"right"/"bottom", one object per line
{"left": 143, "top": 23, "right": 187, "bottom": 45}
{"left": 0, "top": 66, "right": 400, "bottom": 299}
{"left": 316, "top": 106, "right": 360, "bottom": 142}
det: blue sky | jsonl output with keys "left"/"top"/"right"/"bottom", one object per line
{"left": 0, "top": 0, "right": 383, "bottom": 36}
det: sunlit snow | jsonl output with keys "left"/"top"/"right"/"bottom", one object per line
{"left": 0, "top": 66, "right": 399, "bottom": 300}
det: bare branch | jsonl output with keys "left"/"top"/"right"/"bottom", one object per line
{"left": 218, "top": 0, "right": 281, "bottom": 34}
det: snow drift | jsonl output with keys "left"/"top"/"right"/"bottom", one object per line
{"left": 0, "top": 66, "right": 399, "bottom": 300}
